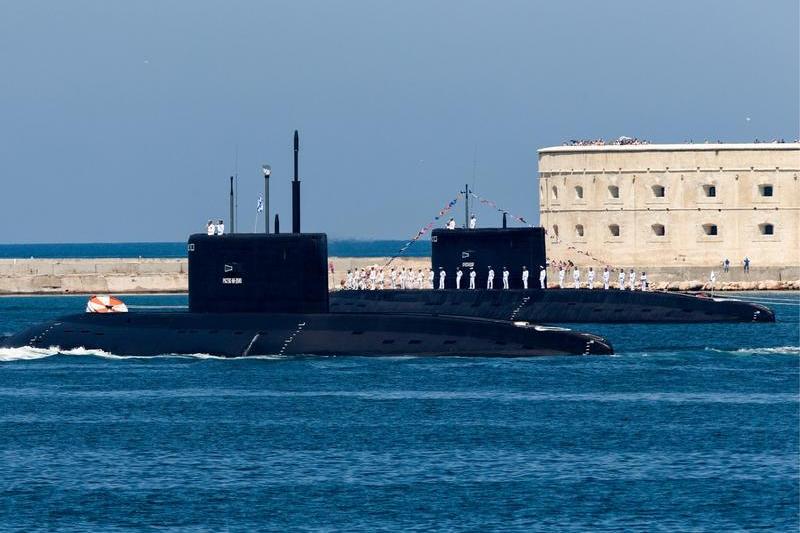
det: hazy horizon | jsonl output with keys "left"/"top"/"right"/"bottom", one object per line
{"left": 2, "top": 0, "right": 798, "bottom": 244}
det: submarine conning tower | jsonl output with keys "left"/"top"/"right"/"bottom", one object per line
{"left": 188, "top": 233, "right": 329, "bottom": 313}
{"left": 431, "top": 227, "right": 547, "bottom": 289}
{"left": 189, "top": 129, "right": 329, "bottom": 314}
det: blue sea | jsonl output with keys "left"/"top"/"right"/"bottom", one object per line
{"left": 0, "top": 240, "right": 431, "bottom": 259}
{"left": 0, "top": 292, "right": 798, "bottom": 531}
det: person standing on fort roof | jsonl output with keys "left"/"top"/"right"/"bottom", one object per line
{"left": 723, "top": 258, "right": 730, "bottom": 273}
{"left": 743, "top": 256, "right": 750, "bottom": 273}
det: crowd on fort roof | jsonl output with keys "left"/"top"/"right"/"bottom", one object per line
{"left": 564, "top": 137, "right": 798, "bottom": 146}
{"left": 564, "top": 136, "right": 650, "bottom": 146}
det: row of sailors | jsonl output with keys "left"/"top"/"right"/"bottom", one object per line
{"left": 344, "top": 266, "right": 545, "bottom": 290}
{"left": 343, "top": 266, "right": 650, "bottom": 291}
{"left": 556, "top": 266, "right": 649, "bottom": 291}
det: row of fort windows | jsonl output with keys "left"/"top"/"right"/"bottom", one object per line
{"left": 553, "top": 223, "right": 776, "bottom": 239}
{"left": 551, "top": 184, "right": 774, "bottom": 200}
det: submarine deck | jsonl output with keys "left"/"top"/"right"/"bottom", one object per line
{"left": 330, "top": 288, "right": 774, "bottom": 323}
{"left": 1, "top": 311, "right": 613, "bottom": 358}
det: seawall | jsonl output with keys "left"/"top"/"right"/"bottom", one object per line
{"left": 0, "top": 258, "right": 796, "bottom": 295}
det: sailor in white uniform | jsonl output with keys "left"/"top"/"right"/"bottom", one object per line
{"left": 573, "top": 267, "right": 581, "bottom": 289}
{"left": 522, "top": 266, "right": 530, "bottom": 289}
{"left": 368, "top": 268, "right": 376, "bottom": 290}
{"left": 469, "top": 214, "right": 477, "bottom": 229}
{"left": 206, "top": 220, "right": 215, "bottom": 236}
{"left": 469, "top": 268, "right": 476, "bottom": 289}
{"left": 487, "top": 266, "right": 495, "bottom": 289}
{"left": 709, "top": 270, "right": 716, "bottom": 290}
{"left": 446, "top": 218, "right": 456, "bottom": 230}
{"left": 618, "top": 269, "right": 625, "bottom": 289}
{"left": 399, "top": 268, "right": 407, "bottom": 290}
{"left": 417, "top": 269, "right": 425, "bottom": 290}
{"left": 587, "top": 267, "right": 595, "bottom": 289}
{"left": 538, "top": 266, "right": 546, "bottom": 289}
{"left": 602, "top": 267, "right": 610, "bottom": 290}
{"left": 345, "top": 270, "right": 353, "bottom": 289}
{"left": 390, "top": 268, "right": 397, "bottom": 289}
{"left": 640, "top": 271, "right": 648, "bottom": 291}
{"left": 377, "top": 268, "right": 385, "bottom": 289}
{"left": 628, "top": 269, "right": 636, "bottom": 290}
{"left": 456, "top": 268, "right": 463, "bottom": 289}
{"left": 438, "top": 267, "right": 446, "bottom": 289}
{"left": 428, "top": 269, "right": 435, "bottom": 289}
{"left": 502, "top": 267, "right": 510, "bottom": 290}
{"left": 558, "top": 266, "right": 566, "bottom": 288}
{"left": 215, "top": 219, "right": 225, "bottom": 235}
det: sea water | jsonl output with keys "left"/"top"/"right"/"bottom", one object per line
{"left": 0, "top": 293, "right": 798, "bottom": 531}
{"left": 0, "top": 240, "right": 432, "bottom": 259}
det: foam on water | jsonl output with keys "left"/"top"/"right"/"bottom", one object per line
{"left": 706, "top": 345, "right": 800, "bottom": 356}
{"left": 0, "top": 345, "right": 290, "bottom": 362}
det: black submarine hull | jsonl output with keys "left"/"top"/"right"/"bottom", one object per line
{"left": 330, "top": 289, "right": 775, "bottom": 323}
{"left": 0, "top": 311, "right": 613, "bottom": 357}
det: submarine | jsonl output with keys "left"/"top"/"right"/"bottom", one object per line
{"left": 0, "top": 132, "right": 613, "bottom": 358}
{"left": 330, "top": 196, "right": 774, "bottom": 324}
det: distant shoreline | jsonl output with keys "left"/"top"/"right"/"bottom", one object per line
{"left": 0, "top": 256, "right": 797, "bottom": 295}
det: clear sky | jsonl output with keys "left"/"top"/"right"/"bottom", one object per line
{"left": 1, "top": 0, "right": 797, "bottom": 243}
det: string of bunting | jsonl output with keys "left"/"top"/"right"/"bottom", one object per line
{"left": 471, "top": 193, "right": 609, "bottom": 266}
{"left": 384, "top": 193, "right": 462, "bottom": 266}
{"left": 384, "top": 190, "right": 609, "bottom": 268}
{"left": 469, "top": 193, "right": 532, "bottom": 227}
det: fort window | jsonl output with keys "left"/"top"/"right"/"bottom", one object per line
{"left": 702, "top": 223, "right": 718, "bottom": 236}
{"left": 551, "top": 185, "right": 558, "bottom": 200}
{"left": 759, "top": 223, "right": 774, "bottom": 235}
{"left": 575, "top": 185, "right": 584, "bottom": 199}
{"left": 652, "top": 185, "right": 665, "bottom": 198}
{"left": 609, "top": 224, "right": 620, "bottom": 237}
{"left": 759, "top": 184, "right": 774, "bottom": 197}
{"left": 703, "top": 184, "right": 716, "bottom": 197}
{"left": 651, "top": 224, "right": 665, "bottom": 236}
{"left": 608, "top": 185, "right": 620, "bottom": 198}
{"left": 575, "top": 224, "right": 584, "bottom": 237}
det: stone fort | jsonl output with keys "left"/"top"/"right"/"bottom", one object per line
{"left": 538, "top": 143, "right": 800, "bottom": 273}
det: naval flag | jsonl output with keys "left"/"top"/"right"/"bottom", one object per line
{"left": 256, "top": 194, "right": 264, "bottom": 213}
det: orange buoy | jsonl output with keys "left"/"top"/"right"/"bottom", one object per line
{"left": 86, "top": 295, "right": 129, "bottom": 313}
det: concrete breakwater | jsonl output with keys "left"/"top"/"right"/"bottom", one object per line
{"left": 0, "top": 258, "right": 797, "bottom": 295}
